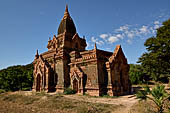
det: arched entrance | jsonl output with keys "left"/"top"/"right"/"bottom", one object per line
{"left": 36, "top": 74, "right": 41, "bottom": 91}
{"left": 70, "top": 67, "right": 84, "bottom": 94}
{"left": 73, "top": 78, "right": 78, "bottom": 93}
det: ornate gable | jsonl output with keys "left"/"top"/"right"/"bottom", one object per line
{"left": 47, "top": 35, "right": 58, "bottom": 50}
{"left": 70, "top": 65, "right": 83, "bottom": 79}
{"left": 71, "top": 33, "right": 85, "bottom": 50}
{"left": 34, "top": 55, "right": 50, "bottom": 77}
{"left": 109, "top": 45, "right": 127, "bottom": 64}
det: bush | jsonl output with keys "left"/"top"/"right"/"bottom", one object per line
{"left": 0, "top": 89, "right": 6, "bottom": 94}
{"left": 136, "top": 84, "right": 170, "bottom": 113}
{"left": 64, "top": 87, "right": 76, "bottom": 95}
{"left": 22, "top": 87, "right": 31, "bottom": 91}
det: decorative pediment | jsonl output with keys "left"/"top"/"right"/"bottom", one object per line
{"left": 47, "top": 35, "right": 58, "bottom": 50}
{"left": 34, "top": 55, "right": 50, "bottom": 77}
{"left": 105, "top": 45, "right": 128, "bottom": 70}
{"left": 71, "top": 33, "right": 87, "bottom": 50}
{"left": 72, "top": 33, "right": 79, "bottom": 40}
{"left": 70, "top": 65, "right": 83, "bottom": 79}
{"left": 109, "top": 45, "right": 126, "bottom": 64}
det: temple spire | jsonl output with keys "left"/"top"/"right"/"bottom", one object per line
{"left": 36, "top": 49, "right": 39, "bottom": 56}
{"left": 63, "top": 4, "right": 70, "bottom": 19}
{"left": 94, "top": 43, "right": 97, "bottom": 50}
{"left": 65, "top": 4, "right": 68, "bottom": 13}
{"left": 58, "top": 4, "right": 76, "bottom": 35}
{"left": 35, "top": 49, "right": 39, "bottom": 59}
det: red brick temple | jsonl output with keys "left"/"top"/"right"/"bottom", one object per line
{"left": 32, "top": 5, "right": 131, "bottom": 96}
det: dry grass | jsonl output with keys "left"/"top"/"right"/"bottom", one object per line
{"left": 0, "top": 91, "right": 169, "bottom": 113}
{"left": 129, "top": 100, "right": 170, "bottom": 113}
{"left": 0, "top": 92, "right": 122, "bottom": 113}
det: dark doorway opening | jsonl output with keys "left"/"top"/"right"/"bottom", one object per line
{"left": 36, "top": 74, "right": 41, "bottom": 91}
{"left": 73, "top": 79, "right": 78, "bottom": 93}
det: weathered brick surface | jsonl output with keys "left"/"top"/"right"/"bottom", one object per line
{"left": 32, "top": 5, "right": 131, "bottom": 96}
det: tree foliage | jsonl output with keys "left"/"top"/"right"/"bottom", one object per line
{"left": 129, "top": 64, "right": 149, "bottom": 84}
{"left": 136, "top": 84, "right": 170, "bottom": 113}
{"left": 0, "top": 63, "right": 33, "bottom": 91}
{"left": 138, "top": 19, "right": 170, "bottom": 82}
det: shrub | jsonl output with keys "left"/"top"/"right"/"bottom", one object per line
{"left": 0, "top": 89, "right": 6, "bottom": 94}
{"left": 136, "top": 84, "right": 170, "bottom": 113}
{"left": 64, "top": 87, "right": 76, "bottom": 95}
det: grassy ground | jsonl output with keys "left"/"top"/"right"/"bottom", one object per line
{"left": 0, "top": 91, "right": 169, "bottom": 113}
{"left": 0, "top": 92, "right": 123, "bottom": 113}
{"left": 129, "top": 100, "right": 170, "bottom": 113}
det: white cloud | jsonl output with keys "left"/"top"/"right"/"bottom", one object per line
{"left": 154, "top": 21, "right": 160, "bottom": 25}
{"left": 115, "top": 25, "right": 129, "bottom": 32}
{"left": 153, "top": 20, "right": 162, "bottom": 29}
{"left": 154, "top": 24, "right": 160, "bottom": 29}
{"left": 86, "top": 42, "right": 90, "bottom": 49}
{"left": 100, "top": 34, "right": 108, "bottom": 39}
{"left": 96, "top": 40, "right": 104, "bottom": 45}
{"left": 91, "top": 17, "right": 166, "bottom": 46}
{"left": 127, "top": 32, "right": 135, "bottom": 38}
{"left": 108, "top": 36, "right": 119, "bottom": 43}
{"left": 139, "top": 26, "right": 148, "bottom": 34}
{"left": 150, "top": 27, "right": 155, "bottom": 34}
{"left": 123, "top": 29, "right": 139, "bottom": 39}
{"left": 91, "top": 37, "right": 97, "bottom": 42}
{"left": 91, "top": 36, "right": 104, "bottom": 46}
{"left": 98, "top": 33, "right": 124, "bottom": 44}
{"left": 116, "top": 34, "right": 124, "bottom": 39}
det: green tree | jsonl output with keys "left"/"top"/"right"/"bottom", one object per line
{"left": 0, "top": 63, "right": 33, "bottom": 91}
{"left": 138, "top": 19, "right": 170, "bottom": 82}
{"left": 136, "top": 84, "right": 170, "bottom": 113}
{"left": 129, "top": 64, "right": 149, "bottom": 84}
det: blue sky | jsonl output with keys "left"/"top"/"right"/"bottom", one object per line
{"left": 0, "top": 0, "right": 170, "bottom": 69}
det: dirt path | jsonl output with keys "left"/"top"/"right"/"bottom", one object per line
{"left": 63, "top": 94, "right": 138, "bottom": 113}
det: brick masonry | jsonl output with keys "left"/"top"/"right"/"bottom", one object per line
{"left": 32, "top": 5, "right": 131, "bottom": 96}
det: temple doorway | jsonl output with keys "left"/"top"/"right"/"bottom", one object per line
{"left": 36, "top": 74, "right": 41, "bottom": 91}
{"left": 73, "top": 79, "right": 78, "bottom": 93}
